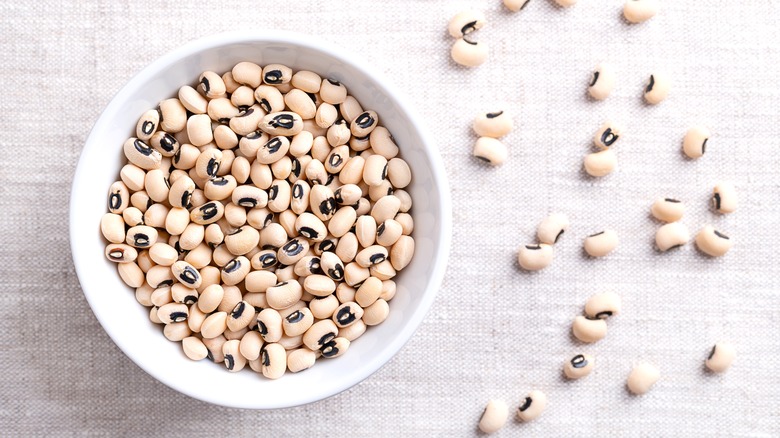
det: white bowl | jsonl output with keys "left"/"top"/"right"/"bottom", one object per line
{"left": 70, "top": 31, "right": 451, "bottom": 409}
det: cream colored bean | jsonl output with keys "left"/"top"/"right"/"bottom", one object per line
{"left": 302, "top": 319, "right": 338, "bottom": 350}
{"left": 355, "top": 245, "right": 387, "bottom": 268}
{"left": 231, "top": 61, "right": 263, "bottom": 88}
{"left": 308, "top": 295, "right": 338, "bottom": 320}
{"left": 266, "top": 281, "right": 303, "bottom": 310}
{"left": 588, "top": 63, "right": 616, "bottom": 100}
{"left": 644, "top": 72, "right": 670, "bottom": 104}
{"left": 377, "top": 219, "right": 403, "bottom": 247}
{"left": 148, "top": 242, "right": 177, "bottom": 266}
{"left": 118, "top": 262, "right": 144, "bottom": 288}
{"left": 627, "top": 362, "right": 660, "bottom": 395}
{"left": 122, "top": 207, "right": 144, "bottom": 227}
{"left": 202, "top": 334, "right": 226, "bottom": 363}
{"left": 325, "top": 145, "right": 350, "bottom": 174}
{"left": 303, "top": 274, "right": 336, "bottom": 298}
{"left": 221, "top": 256, "right": 250, "bottom": 286}
{"left": 478, "top": 399, "right": 508, "bottom": 434}
{"left": 163, "top": 321, "right": 191, "bottom": 342}
{"left": 390, "top": 235, "right": 415, "bottom": 271}
{"left": 473, "top": 111, "right": 513, "bottom": 139}
{"left": 287, "top": 348, "right": 316, "bottom": 373}
{"left": 238, "top": 130, "right": 267, "bottom": 157}
{"left": 354, "top": 198, "right": 371, "bottom": 216}
{"left": 244, "top": 271, "right": 277, "bottom": 295}
{"left": 179, "top": 223, "right": 205, "bottom": 250}
{"left": 332, "top": 301, "right": 363, "bottom": 328}
{"left": 150, "top": 286, "right": 173, "bottom": 307}
{"left": 564, "top": 354, "right": 595, "bottom": 379}
{"left": 448, "top": 10, "right": 485, "bottom": 38}
{"left": 238, "top": 331, "right": 263, "bottom": 361}
{"left": 178, "top": 85, "right": 208, "bottom": 114}
{"left": 260, "top": 112, "right": 304, "bottom": 137}
{"left": 271, "top": 156, "right": 292, "bottom": 180}
{"left": 537, "top": 213, "right": 570, "bottom": 245}
{"left": 516, "top": 390, "right": 547, "bottom": 422}
{"left": 572, "top": 316, "right": 607, "bottom": 343}
{"left": 107, "top": 181, "right": 129, "bottom": 214}
{"left": 371, "top": 196, "right": 401, "bottom": 224}
{"left": 284, "top": 88, "right": 316, "bottom": 120}
{"left": 623, "top": 0, "right": 658, "bottom": 23}
{"left": 101, "top": 213, "right": 125, "bottom": 244}
{"left": 187, "top": 303, "right": 207, "bottom": 332}
{"left": 326, "top": 120, "right": 351, "bottom": 147}
{"left": 695, "top": 225, "right": 733, "bottom": 257}
{"left": 186, "top": 114, "right": 213, "bottom": 147}
{"left": 198, "top": 70, "right": 226, "bottom": 99}
{"left": 230, "top": 105, "right": 265, "bottom": 136}
{"left": 327, "top": 207, "right": 355, "bottom": 238}
{"left": 135, "top": 109, "right": 160, "bottom": 141}
{"left": 182, "top": 336, "right": 208, "bottom": 361}
{"left": 260, "top": 343, "right": 286, "bottom": 379}
{"left": 126, "top": 225, "right": 158, "bottom": 249}
{"left": 171, "top": 260, "right": 201, "bottom": 289}
{"left": 334, "top": 184, "right": 362, "bottom": 207}
{"left": 712, "top": 182, "right": 737, "bottom": 214}
{"left": 362, "top": 154, "right": 388, "bottom": 188}
{"left": 320, "top": 78, "right": 347, "bottom": 105}
{"left": 517, "top": 243, "right": 553, "bottom": 271}
{"left": 292, "top": 213, "right": 324, "bottom": 243}
{"left": 381, "top": 280, "right": 396, "bottom": 302}
{"left": 157, "top": 302, "right": 189, "bottom": 324}
{"left": 227, "top": 300, "right": 254, "bottom": 332}
{"left": 584, "top": 292, "right": 621, "bottom": 319}
{"left": 221, "top": 71, "right": 240, "bottom": 93}
{"left": 651, "top": 198, "right": 685, "bottom": 222}
{"left": 336, "top": 283, "right": 356, "bottom": 304}
{"left": 252, "top": 86, "right": 282, "bottom": 115}
{"left": 204, "top": 175, "right": 237, "bottom": 201}
{"left": 278, "top": 209, "right": 297, "bottom": 238}
{"left": 256, "top": 136, "right": 290, "bottom": 166}
{"left": 370, "top": 260, "right": 396, "bottom": 280}
{"left": 221, "top": 339, "right": 246, "bottom": 372}
{"left": 120, "top": 164, "right": 146, "bottom": 192}
{"left": 143, "top": 203, "right": 169, "bottom": 229}
{"left": 368, "top": 126, "right": 397, "bottom": 159}
{"left": 385, "top": 159, "right": 410, "bottom": 189}
{"left": 249, "top": 161, "right": 273, "bottom": 190}
{"left": 200, "top": 311, "right": 228, "bottom": 339}
{"left": 583, "top": 229, "right": 619, "bottom": 257}
{"left": 473, "top": 137, "right": 507, "bottom": 166}
{"left": 655, "top": 222, "right": 689, "bottom": 251}
{"left": 315, "top": 102, "right": 338, "bottom": 129}
{"left": 146, "top": 264, "right": 174, "bottom": 288}
{"left": 277, "top": 237, "right": 309, "bottom": 265}
{"left": 339, "top": 318, "right": 366, "bottom": 341}
{"left": 354, "top": 215, "right": 376, "bottom": 248}
{"left": 123, "top": 138, "right": 162, "bottom": 170}
{"left": 683, "top": 126, "right": 710, "bottom": 159}
{"left": 159, "top": 98, "right": 187, "bottom": 133}
{"left": 223, "top": 225, "right": 260, "bottom": 256}
{"left": 316, "top": 252, "right": 341, "bottom": 282}
{"left": 171, "top": 283, "right": 198, "bottom": 304}
{"left": 260, "top": 223, "right": 287, "bottom": 249}
{"left": 362, "top": 298, "right": 389, "bottom": 326}
{"left": 350, "top": 110, "right": 378, "bottom": 138}
{"left": 336, "top": 156, "right": 363, "bottom": 186}
{"left": 262, "top": 63, "right": 292, "bottom": 85}
{"left": 209, "top": 99, "right": 240, "bottom": 126}
{"left": 451, "top": 38, "right": 488, "bottom": 67}
{"left": 309, "top": 185, "right": 337, "bottom": 221}
{"left": 282, "top": 308, "right": 314, "bottom": 337}
{"left": 172, "top": 144, "right": 199, "bottom": 171}
{"left": 189, "top": 201, "right": 224, "bottom": 225}
{"left": 503, "top": 0, "right": 530, "bottom": 12}
{"left": 163, "top": 207, "right": 188, "bottom": 235}
{"left": 355, "top": 276, "right": 382, "bottom": 307}
{"left": 105, "top": 243, "right": 137, "bottom": 263}
{"left": 267, "top": 179, "right": 291, "bottom": 213}
{"left": 195, "top": 148, "right": 222, "bottom": 180}
{"left": 594, "top": 121, "right": 624, "bottom": 149}
{"left": 168, "top": 175, "right": 195, "bottom": 209}
{"left": 130, "top": 191, "right": 152, "bottom": 213}
{"left": 291, "top": 70, "right": 322, "bottom": 93}
{"left": 705, "top": 342, "right": 735, "bottom": 373}
{"left": 257, "top": 308, "right": 283, "bottom": 343}
{"left": 583, "top": 149, "right": 617, "bottom": 177}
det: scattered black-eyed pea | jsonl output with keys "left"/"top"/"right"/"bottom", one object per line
{"left": 332, "top": 301, "right": 364, "bottom": 328}
{"left": 266, "top": 281, "right": 303, "bottom": 310}
{"left": 178, "top": 85, "right": 208, "bottom": 114}
{"left": 516, "top": 390, "right": 547, "bottom": 422}
{"left": 362, "top": 299, "right": 389, "bottom": 326}
{"left": 150, "top": 286, "right": 172, "bottom": 308}
{"left": 564, "top": 354, "right": 595, "bottom": 379}
{"left": 260, "top": 343, "right": 287, "bottom": 379}
{"left": 705, "top": 342, "right": 735, "bottom": 373}
{"left": 126, "top": 225, "right": 158, "bottom": 249}
{"left": 171, "top": 260, "right": 202, "bottom": 289}
{"left": 262, "top": 63, "right": 292, "bottom": 85}
{"left": 163, "top": 322, "right": 191, "bottom": 342}
{"left": 320, "top": 336, "right": 350, "bottom": 358}
{"left": 583, "top": 149, "right": 617, "bottom": 177}
{"left": 584, "top": 292, "right": 621, "bottom": 319}
{"left": 291, "top": 70, "right": 322, "bottom": 93}
{"left": 194, "top": 148, "right": 222, "bottom": 180}
{"left": 355, "top": 276, "right": 382, "bottom": 308}
{"left": 350, "top": 111, "right": 378, "bottom": 138}
{"left": 168, "top": 175, "right": 195, "bottom": 209}
{"left": 254, "top": 85, "right": 285, "bottom": 114}
{"left": 120, "top": 164, "right": 146, "bottom": 192}
{"left": 238, "top": 331, "right": 263, "bottom": 362}
{"left": 157, "top": 302, "right": 189, "bottom": 324}
{"left": 712, "top": 182, "right": 737, "bottom": 214}
{"left": 260, "top": 111, "right": 304, "bottom": 137}
{"left": 303, "top": 274, "right": 336, "bottom": 298}
{"left": 171, "top": 283, "right": 198, "bottom": 305}
{"left": 187, "top": 304, "right": 207, "bottom": 333}
{"left": 227, "top": 300, "right": 255, "bottom": 332}
{"left": 221, "top": 256, "right": 251, "bottom": 286}
{"left": 256, "top": 308, "right": 283, "bottom": 343}
{"left": 651, "top": 198, "right": 685, "bottom": 222}
{"left": 244, "top": 270, "right": 278, "bottom": 294}
{"left": 339, "top": 318, "right": 367, "bottom": 341}
{"left": 643, "top": 72, "right": 670, "bottom": 104}
{"left": 204, "top": 175, "right": 237, "bottom": 201}
{"left": 583, "top": 229, "right": 619, "bottom": 257}
{"left": 123, "top": 138, "right": 162, "bottom": 170}
{"left": 151, "top": 131, "right": 179, "bottom": 158}
{"left": 182, "top": 336, "right": 208, "bottom": 361}
{"left": 222, "top": 339, "right": 247, "bottom": 372}
{"left": 320, "top": 251, "right": 345, "bottom": 281}
{"left": 146, "top": 264, "right": 174, "bottom": 288}
{"left": 223, "top": 225, "right": 260, "bottom": 256}
{"left": 320, "top": 78, "right": 347, "bottom": 105}
{"left": 230, "top": 105, "right": 265, "bottom": 136}
{"left": 105, "top": 243, "right": 138, "bottom": 263}
{"left": 517, "top": 244, "right": 553, "bottom": 271}
{"left": 572, "top": 316, "right": 607, "bottom": 343}
{"left": 135, "top": 109, "right": 160, "bottom": 141}
{"left": 537, "top": 213, "right": 570, "bottom": 245}
{"left": 329, "top": 206, "right": 358, "bottom": 238}
{"left": 473, "top": 137, "right": 507, "bottom": 166}
{"left": 302, "top": 319, "right": 339, "bottom": 351}
{"left": 190, "top": 201, "right": 224, "bottom": 225}
{"left": 200, "top": 311, "right": 228, "bottom": 339}
{"left": 277, "top": 238, "right": 309, "bottom": 265}
{"left": 198, "top": 284, "right": 224, "bottom": 313}
{"left": 371, "top": 195, "right": 401, "bottom": 223}
{"left": 179, "top": 223, "right": 205, "bottom": 251}
{"left": 473, "top": 111, "right": 513, "bottom": 139}
{"left": 380, "top": 280, "right": 396, "bottom": 302}
{"left": 309, "top": 294, "right": 339, "bottom": 320}
{"left": 107, "top": 181, "right": 129, "bottom": 214}
{"left": 165, "top": 207, "right": 190, "bottom": 236}
{"left": 315, "top": 102, "right": 339, "bottom": 129}
{"left": 287, "top": 348, "right": 317, "bottom": 373}
{"left": 390, "top": 235, "right": 415, "bottom": 271}
{"left": 231, "top": 61, "right": 263, "bottom": 88}
{"left": 282, "top": 308, "right": 314, "bottom": 337}
{"left": 655, "top": 222, "right": 690, "bottom": 251}
{"left": 394, "top": 189, "right": 413, "bottom": 213}
{"left": 369, "top": 126, "right": 399, "bottom": 159}
{"left": 148, "top": 242, "right": 178, "bottom": 266}
{"left": 203, "top": 334, "right": 227, "bottom": 363}
{"left": 217, "top": 285, "right": 243, "bottom": 313}
{"left": 503, "top": 0, "right": 530, "bottom": 12}
{"left": 355, "top": 245, "right": 388, "bottom": 268}
{"left": 623, "top": 0, "right": 658, "bottom": 23}
{"left": 626, "top": 362, "right": 660, "bottom": 395}
{"left": 129, "top": 190, "right": 152, "bottom": 213}
{"left": 683, "top": 126, "right": 710, "bottom": 159}
{"left": 451, "top": 38, "right": 488, "bottom": 67}
{"left": 362, "top": 154, "right": 388, "bottom": 187}
{"left": 588, "top": 63, "right": 616, "bottom": 100}
{"left": 198, "top": 70, "right": 226, "bottom": 99}
{"left": 695, "top": 225, "right": 733, "bottom": 257}
{"left": 186, "top": 114, "right": 213, "bottom": 147}
{"left": 355, "top": 215, "right": 377, "bottom": 248}
{"left": 377, "top": 219, "right": 404, "bottom": 247}
{"left": 143, "top": 203, "right": 170, "bottom": 229}
{"left": 594, "top": 121, "right": 624, "bottom": 149}
{"left": 117, "top": 262, "right": 145, "bottom": 288}
{"left": 448, "top": 10, "right": 485, "bottom": 38}
{"left": 158, "top": 98, "right": 187, "bottom": 133}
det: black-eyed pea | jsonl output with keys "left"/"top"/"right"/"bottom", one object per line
{"left": 626, "top": 362, "right": 660, "bottom": 395}
{"left": 332, "top": 301, "right": 364, "bottom": 328}
{"left": 350, "top": 110, "right": 378, "bottom": 138}
{"left": 376, "top": 219, "right": 403, "bottom": 247}
{"left": 223, "top": 225, "right": 260, "bottom": 256}
{"left": 478, "top": 399, "right": 508, "bottom": 434}
{"left": 189, "top": 201, "right": 224, "bottom": 226}
{"left": 387, "top": 160, "right": 411, "bottom": 190}
{"left": 367, "top": 127, "right": 397, "bottom": 159}
{"left": 194, "top": 148, "right": 222, "bottom": 180}
{"left": 516, "top": 390, "right": 547, "bottom": 422}
{"left": 171, "top": 283, "right": 198, "bottom": 305}
{"left": 321, "top": 337, "right": 350, "bottom": 358}
{"left": 187, "top": 303, "right": 207, "bottom": 332}
{"left": 320, "top": 78, "right": 347, "bottom": 105}
{"left": 564, "top": 354, "right": 595, "bottom": 379}
{"left": 178, "top": 85, "right": 208, "bottom": 114}
{"left": 282, "top": 308, "right": 314, "bottom": 337}
{"left": 179, "top": 223, "right": 205, "bottom": 250}
{"left": 286, "top": 348, "right": 316, "bottom": 373}
{"left": 182, "top": 336, "right": 208, "bottom": 361}
{"left": 197, "top": 70, "right": 226, "bottom": 99}
{"left": 266, "top": 281, "right": 303, "bottom": 310}
{"left": 150, "top": 286, "right": 173, "bottom": 307}
{"left": 172, "top": 144, "right": 199, "bottom": 172}
{"left": 123, "top": 138, "right": 162, "bottom": 170}
{"left": 303, "top": 274, "right": 336, "bottom": 298}
{"left": 226, "top": 300, "right": 255, "bottom": 332}
{"left": 135, "top": 109, "right": 160, "bottom": 141}
{"left": 224, "top": 203, "right": 247, "bottom": 228}
{"left": 136, "top": 250, "right": 155, "bottom": 273}
{"left": 197, "top": 266, "right": 220, "bottom": 294}
{"left": 271, "top": 156, "right": 293, "bottom": 181}
{"left": 168, "top": 175, "right": 195, "bottom": 209}
{"left": 204, "top": 175, "right": 237, "bottom": 201}
{"left": 623, "top": 0, "right": 658, "bottom": 23}
{"left": 203, "top": 334, "right": 227, "bottom": 362}
{"left": 260, "top": 343, "right": 287, "bottom": 379}
{"left": 309, "top": 294, "right": 339, "bottom": 320}
{"left": 238, "top": 130, "right": 267, "bottom": 157}
{"left": 318, "top": 251, "right": 343, "bottom": 281}
{"left": 210, "top": 244, "right": 232, "bottom": 267}
{"left": 146, "top": 264, "right": 174, "bottom": 288}
{"left": 712, "top": 182, "right": 737, "bottom": 214}
{"left": 259, "top": 111, "right": 303, "bottom": 137}
{"left": 369, "top": 260, "right": 396, "bottom": 281}
{"left": 309, "top": 185, "right": 337, "bottom": 221}
{"left": 354, "top": 215, "right": 377, "bottom": 248}
{"left": 362, "top": 154, "right": 388, "bottom": 187}
{"left": 289, "top": 155, "right": 312, "bottom": 184}
{"left": 334, "top": 184, "right": 361, "bottom": 207}
{"left": 105, "top": 243, "right": 138, "bottom": 263}
{"left": 314, "top": 235, "right": 338, "bottom": 256}
{"left": 336, "top": 233, "right": 359, "bottom": 264}
{"left": 583, "top": 149, "right": 617, "bottom": 177}
{"left": 338, "top": 318, "right": 366, "bottom": 341}
{"left": 328, "top": 207, "right": 357, "bottom": 238}
{"left": 245, "top": 271, "right": 278, "bottom": 294}
{"left": 278, "top": 210, "right": 298, "bottom": 238}
{"left": 291, "top": 69, "right": 322, "bottom": 93}
{"left": 588, "top": 63, "right": 616, "bottom": 101}
{"left": 148, "top": 307, "right": 162, "bottom": 325}
{"left": 473, "top": 111, "right": 513, "bottom": 139}
{"left": 164, "top": 207, "right": 189, "bottom": 236}
{"left": 221, "top": 71, "right": 240, "bottom": 93}
{"left": 537, "top": 213, "right": 569, "bottom": 245}
{"left": 204, "top": 223, "right": 224, "bottom": 249}
{"left": 256, "top": 136, "right": 291, "bottom": 165}
{"left": 252, "top": 85, "right": 283, "bottom": 114}
{"left": 683, "top": 126, "right": 710, "bottom": 159}
{"left": 126, "top": 225, "right": 158, "bottom": 249}
{"left": 210, "top": 99, "right": 241, "bottom": 127}
{"left": 239, "top": 331, "right": 263, "bottom": 361}
{"left": 355, "top": 197, "right": 371, "bottom": 216}
{"left": 594, "top": 121, "right": 624, "bottom": 149}
{"left": 323, "top": 145, "right": 349, "bottom": 175}
{"left": 338, "top": 157, "right": 365, "bottom": 187}
{"left": 107, "top": 181, "right": 130, "bottom": 214}
{"left": 290, "top": 181, "right": 311, "bottom": 216}
{"left": 336, "top": 95, "right": 362, "bottom": 124}
{"left": 143, "top": 203, "right": 169, "bottom": 229}
{"left": 158, "top": 98, "right": 187, "bottom": 133}
{"left": 335, "top": 283, "right": 357, "bottom": 304}
{"left": 157, "top": 302, "right": 189, "bottom": 324}
{"left": 221, "top": 339, "right": 246, "bottom": 372}
{"left": 473, "top": 137, "right": 507, "bottom": 166}
{"left": 186, "top": 114, "right": 213, "bottom": 147}
{"left": 292, "top": 212, "right": 324, "bottom": 242}
{"left": 643, "top": 72, "right": 670, "bottom": 104}
{"left": 221, "top": 256, "right": 250, "bottom": 286}
{"left": 230, "top": 105, "right": 265, "bottom": 137}
{"left": 101, "top": 213, "right": 126, "bottom": 244}
{"left": 655, "top": 222, "right": 690, "bottom": 251}
{"left": 315, "top": 102, "right": 338, "bottom": 129}
{"left": 267, "top": 179, "right": 292, "bottom": 213}
{"left": 148, "top": 242, "right": 178, "bottom": 266}
{"left": 326, "top": 120, "right": 351, "bottom": 147}
{"left": 706, "top": 342, "right": 735, "bottom": 373}
{"left": 287, "top": 130, "right": 314, "bottom": 158}
{"left": 284, "top": 88, "right": 316, "bottom": 120}
{"left": 380, "top": 280, "right": 397, "bottom": 302}
{"left": 584, "top": 292, "right": 621, "bottom": 319}
{"left": 224, "top": 326, "right": 249, "bottom": 342}
{"left": 572, "top": 316, "right": 607, "bottom": 343}
{"left": 249, "top": 161, "right": 273, "bottom": 190}
{"left": 305, "top": 159, "right": 328, "bottom": 187}
{"left": 390, "top": 235, "right": 415, "bottom": 271}
{"left": 163, "top": 322, "right": 191, "bottom": 342}
{"left": 369, "top": 180, "right": 394, "bottom": 202}
{"left": 277, "top": 238, "right": 309, "bottom": 266}
{"left": 256, "top": 308, "right": 283, "bottom": 343}
{"left": 651, "top": 198, "right": 685, "bottom": 222}
{"left": 302, "top": 319, "right": 338, "bottom": 350}
{"left": 583, "top": 229, "right": 619, "bottom": 257}
{"left": 218, "top": 285, "right": 243, "bottom": 314}
{"left": 171, "top": 260, "right": 202, "bottom": 289}
{"left": 260, "top": 223, "right": 288, "bottom": 249}
{"left": 261, "top": 63, "right": 292, "bottom": 85}
{"left": 355, "top": 276, "right": 382, "bottom": 307}
{"left": 129, "top": 190, "right": 152, "bottom": 213}
{"left": 120, "top": 164, "right": 146, "bottom": 192}
{"left": 517, "top": 243, "right": 553, "bottom": 271}
{"left": 448, "top": 10, "right": 486, "bottom": 38}
{"left": 695, "top": 225, "right": 733, "bottom": 257}
{"left": 362, "top": 299, "right": 389, "bottom": 326}
{"left": 451, "top": 38, "right": 488, "bottom": 67}
{"left": 117, "top": 262, "right": 145, "bottom": 288}
{"left": 372, "top": 196, "right": 401, "bottom": 224}
{"left": 231, "top": 61, "right": 263, "bottom": 88}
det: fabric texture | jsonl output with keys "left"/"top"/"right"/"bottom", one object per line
{"left": 1, "top": 0, "right": 779, "bottom": 436}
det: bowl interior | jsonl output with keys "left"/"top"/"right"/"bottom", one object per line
{"left": 70, "top": 32, "right": 450, "bottom": 409}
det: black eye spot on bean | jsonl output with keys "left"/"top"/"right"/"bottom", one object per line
{"left": 246, "top": 130, "right": 263, "bottom": 140}
{"left": 292, "top": 184, "right": 304, "bottom": 199}
{"left": 708, "top": 345, "right": 717, "bottom": 360}
{"left": 327, "top": 78, "right": 341, "bottom": 86}
{"left": 141, "top": 120, "right": 155, "bottom": 135}
{"left": 306, "top": 92, "right": 317, "bottom": 103}
{"left": 588, "top": 231, "right": 605, "bottom": 238}
{"left": 460, "top": 20, "right": 478, "bottom": 35}
{"left": 224, "top": 258, "right": 241, "bottom": 274}
{"left": 571, "top": 354, "right": 588, "bottom": 368}
{"left": 317, "top": 332, "right": 336, "bottom": 347}
{"left": 134, "top": 139, "right": 153, "bottom": 156}
{"left": 258, "top": 321, "right": 268, "bottom": 336}
{"left": 206, "top": 158, "right": 220, "bottom": 177}
{"left": 319, "top": 198, "right": 337, "bottom": 216}
{"left": 554, "top": 230, "right": 565, "bottom": 243}
{"left": 259, "top": 253, "right": 277, "bottom": 268}
{"left": 237, "top": 107, "right": 254, "bottom": 118}
{"left": 283, "top": 240, "right": 304, "bottom": 256}
{"left": 160, "top": 134, "right": 177, "bottom": 152}
{"left": 325, "top": 173, "right": 335, "bottom": 186}
{"left": 486, "top": 111, "right": 504, "bottom": 119}
{"left": 321, "top": 341, "right": 340, "bottom": 358}
{"left": 268, "top": 185, "right": 279, "bottom": 201}
{"left": 525, "top": 244, "right": 542, "bottom": 250}
{"left": 334, "top": 189, "right": 343, "bottom": 203}
{"left": 134, "top": 233, "right": 150, "bottom": 247}
{"left": 356, "top": 112, "right": 375, "bottom": 129}
{"left": 170, "top": 312, "right": 187, "bottom": 322}
{"left": 200, "top": 203, "right": 218, "bottom": 220}
{"left": 712, "top": 193, "right": 722, "bottom": 210}
{"left": 329, "top": 265, "right": 344, "bottom": 280}
{"left": 291, "top": 159, "right": 301, "bottom": 177}
{"left": 381, "top": 164, "right": 388, "bottom": 180}
{"left": 336, "top": 307, "right": 356, "bottom": 325}
{"left": 108, "top": 249, "right": 123, "bottom": 260}
{"left": 308, "top": 258, "right": 322, "bottom": 271}
{"left": 109, "top": 193, "right": 122, "bottom": 210}
{"left": 286, "top": 311, "right": 304, "bottom": 323}
{"left": 701, "top": 138, "right": 708, "bottom": 154}
{"left": 258, "top": 98, "right": 271, "bottom": 113}
{"left": 299, "top": 226, "right": 319, "bottom": 239}
{"left": 329, "top": 154, "right": 343, "bottom": 167}
{"left": 181, "top": 191, "right": 192, "bottom": 209}
{"left": 260, "top": 349, "right": 270, "bottom": 366}
{"left": 270, "top": 114, "right": 295, "bottom": 129}
{"left": 266, "top": 138, "right": 283, "bottom": 153}
{"left": 212, "top": 177, "right": 229, "bottom": 186}
{"left": 377, "top": 223, "right": 386, "bottom": 235}
{"left": 463, "top": 37, "right": 478, "bottom": 45}
{"left": 369, "top": 254, "right": 386, "bottom": 264}
{"left": 518, "top": 397, "right": 532, "bottom": 412}
{"left": 664, "top": 198, "right": 681, "bottom": 203}
{"left": 158, "top": 280, "right": 174, "bottom": 287}
{"left": 238, "top": 197, "right": 257, "bottom": 208}
{"left": 319, "top": 240, "right": 336, "bottom": 252}
{"left": 265, "top": 70, "right": 283, "bottom": 84}
{"left": 225, "top": 354, "right": 235, "bottom": 370}
{"left": 264, "top": 213, "right": 273, "bottom": 226}
{"left": 199, "top": 76, "right": 210, "bottom": 93}
{"left": 645, "top": 75, "right": 655, "bottom": 93}
{"left": 595, "top": 311, "right": 612, "bottom": 319}
{"left": 714, "top": 230, "right": 729, "bottom": 240}
{"left": 601, "top": 128, "right": 618, "bottom": 146}
{"left": 183, "top": 295, "right": 197, "bottom": 305}
{"left": 590, "top": 71, "right": 600, "bottom": 87}
{"left": 180, "top": 266, "right": 199, "bottom": 284}
{"left": 231, "top": 302, "right": 246, "bottom": 319}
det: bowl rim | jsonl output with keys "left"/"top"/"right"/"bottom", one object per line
{"left": 69, "top": 30, "right": 452, "bottom": 408}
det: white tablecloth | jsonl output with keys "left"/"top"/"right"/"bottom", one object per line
{"left": 1, "top": 0, "right": 778, "bottom": 436}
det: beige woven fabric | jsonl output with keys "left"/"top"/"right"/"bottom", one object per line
{"left": 1, "top": 0, "right": 779, "bottom": 436}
